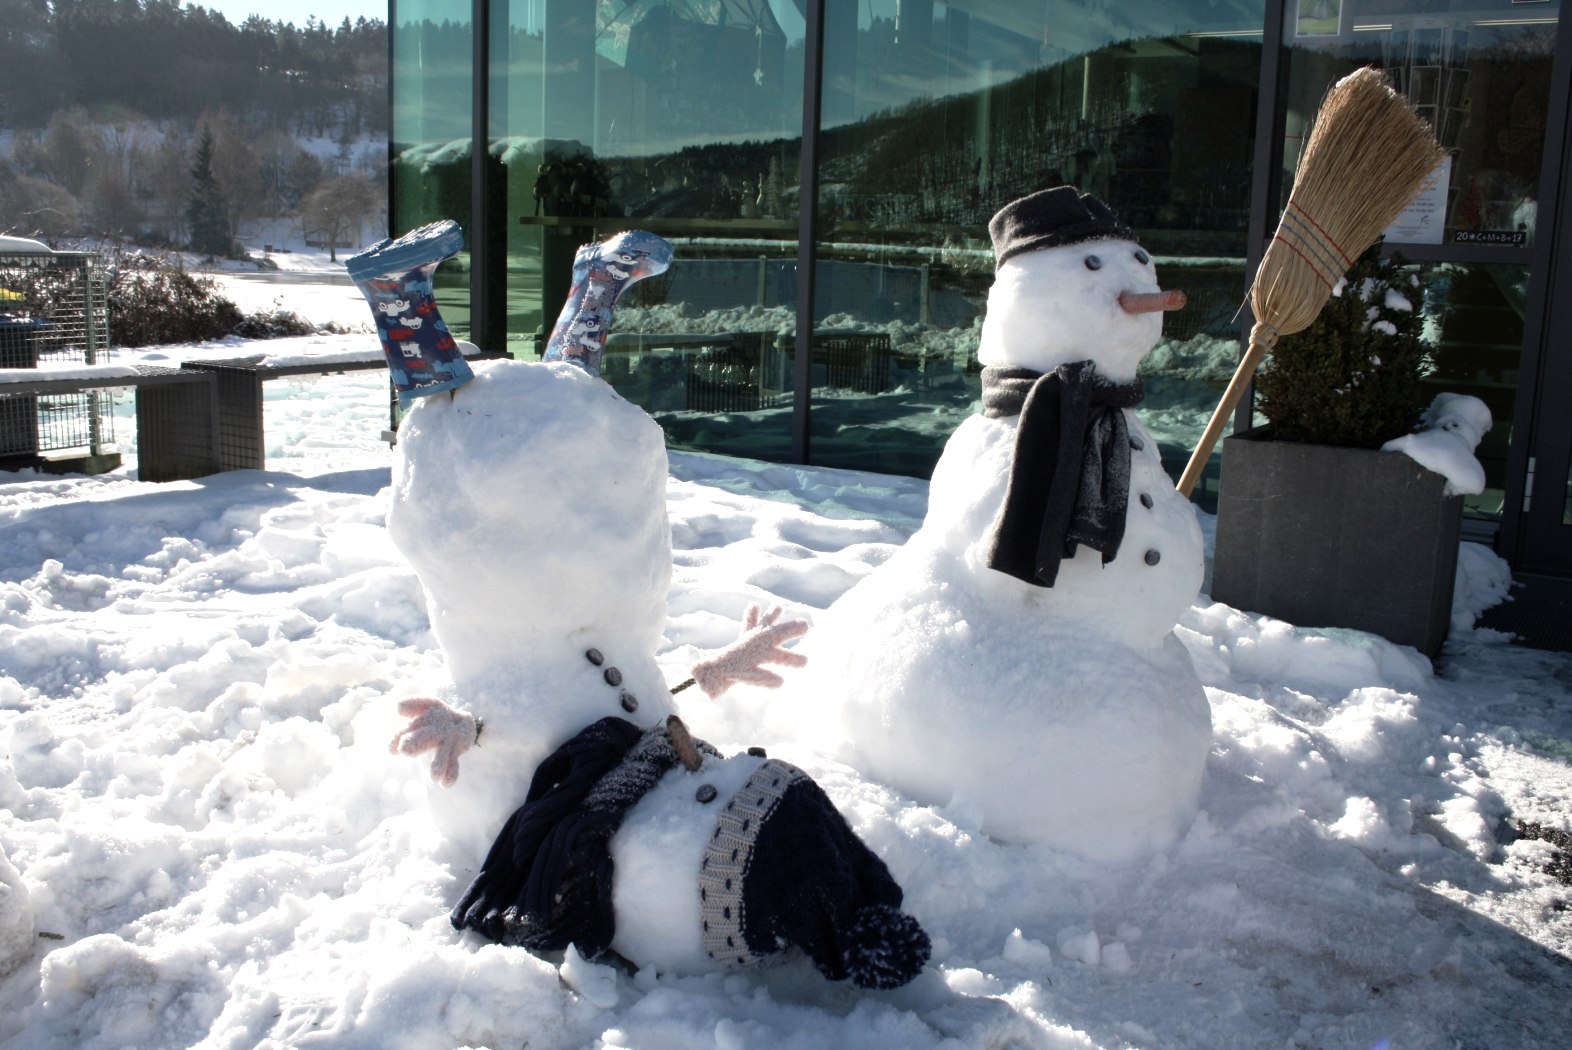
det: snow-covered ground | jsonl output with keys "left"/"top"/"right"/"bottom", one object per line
{"left": 1, "top": 281, "right": 1570, "bottom": 1048}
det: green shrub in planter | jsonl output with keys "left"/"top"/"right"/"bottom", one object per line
{"left": 1254, "top": 248, "right": 1430, "bottom": 447}
{"left": 1212, "top": 248, "right": 1463, "bottom": 656}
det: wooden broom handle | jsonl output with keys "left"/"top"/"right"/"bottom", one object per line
{"left": 1176, "top": 321, "right": 1279, "bottom": 498}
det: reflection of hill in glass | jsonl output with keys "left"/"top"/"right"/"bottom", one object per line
{"left": 400, "top": 24, "right": 1259, "bottom": 256}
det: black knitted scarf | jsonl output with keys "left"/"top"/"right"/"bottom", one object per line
{"left": 450, "top": 717, "right": 720, "bottom": 957}
{"left": 982, "top": 361, "right": 1144, "bottom": 587}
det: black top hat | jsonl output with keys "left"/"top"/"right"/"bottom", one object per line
{"left": 988, "top": 186, "right": 1137, "bottom": 269}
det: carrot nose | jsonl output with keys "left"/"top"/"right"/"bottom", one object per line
{"left": 1119, "top": 290, "right": 1186, "bottom": 314}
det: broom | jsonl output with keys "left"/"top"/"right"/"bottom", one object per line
{"left": 1176, "top": 66, "right": 1446, "bottom": 498}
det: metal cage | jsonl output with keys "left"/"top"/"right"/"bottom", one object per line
{"left": 0, "top": 241, "right": 116, "bottom": 466}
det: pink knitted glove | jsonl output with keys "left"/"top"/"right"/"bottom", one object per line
{"left": 690, "top": 605, "right": 809, "bottom": 698}
{"left": 389, "top": 697, "right": 478, "bottom": 787}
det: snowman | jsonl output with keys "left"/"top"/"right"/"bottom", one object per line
{"left": 1381, "top": 392, "right": 1493, "bottom": 497}
{"left": 356, "top": 225, "right": 929, "bottom": 989}
{"left": 797, "top": 187, "right": 1213, "bottom": 862}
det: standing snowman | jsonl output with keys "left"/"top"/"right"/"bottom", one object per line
{"left": 356, "top": 224, "right": 929, "bottom": 988}
{"left": 799, "top": 187, "right": 1212, "bottom": 862}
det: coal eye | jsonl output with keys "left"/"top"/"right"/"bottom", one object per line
{"left": 1084, "top": 254, "right": 1102, "bottom": 271}
{"left": 1134, "top": 249, "right": 1150, "bottom": 265}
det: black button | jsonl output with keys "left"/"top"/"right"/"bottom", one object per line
{"left": 585, "top": 648, "right": 603, "bottom": 666}
{"left": 1129, "top": 436, "right": 1144, "bottom": 451}
{"left": 1140, "top": 493, "right": 1154, "bottom": 509}
{"left": 620, "top": 691, "right": 638, "bottom": 712}
{"left": 1145, "top": 549, "right": 1161, "bottom": 566}
{"left": 747, "top": 746, "right": 767, "bottom": 758}
{"left": 696, "top": 784, "right": 718, "bottom": 803}
{"left": 604, "top": 667, "right": 623, "bottom": 687}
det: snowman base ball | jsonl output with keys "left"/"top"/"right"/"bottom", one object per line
{"left": 452, "top": 717, "right": 932, "bottom": 990}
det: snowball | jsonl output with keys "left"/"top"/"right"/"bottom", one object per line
{"left": 560, "top": 944, "right": 620, "bottom": 1009}
{"left": 1001, "top": 929, "right": 1054, "bottom": 969}
{"left": 1055, "top": 927, "right": 1101, "bottom": 966}
{"left": 1451, "top": 543, "right": 1512, "bottom": 632}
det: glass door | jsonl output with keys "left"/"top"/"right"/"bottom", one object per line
{"left": 1275, "top": 0, "right": 1564, "bottom": 525}
{"left": 1514, "top": 23, "right": 1572, "bottom": 574}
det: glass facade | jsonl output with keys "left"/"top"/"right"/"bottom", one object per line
{"left": 809, "top": 1, "right": 1265, "bottom": 483}
{"left": 483, "top": 0, "right": 807, "bottom": 464}
{"left": 391, "top": 0, "right": 476, "bottom": 334}
{"left": 390, "top": 0, "right": 1569, "bottom": 532}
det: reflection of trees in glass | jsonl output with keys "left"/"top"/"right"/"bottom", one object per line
{"left": 818, "top": 38, "right": 1259, "bottom": 239}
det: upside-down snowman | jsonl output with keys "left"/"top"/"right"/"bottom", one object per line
{"left": 798, "top": 187, "right": 1213, "bottom": 862}
{"left": 349, "top": 224, "right": 929, "bottom": 988}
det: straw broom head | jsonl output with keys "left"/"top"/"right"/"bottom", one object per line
{"left": 1177, "top": 66, "right": 1445, "bottom": 497}
{"left": 1252, "top": 66, "right": 1447, "bottom": 339}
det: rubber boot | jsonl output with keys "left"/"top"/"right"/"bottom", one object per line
{"left": 543, "top": 230, "right": 674, "bottom": 377}
{"left": 347, "top": 220, "right": 473, "bottom": 406}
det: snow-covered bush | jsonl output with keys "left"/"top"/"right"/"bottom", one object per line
{"left": 1255, "top": 248, "right": 1431, "bottom": 448}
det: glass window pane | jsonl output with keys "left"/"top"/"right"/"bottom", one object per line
{"left": 1279, "top": 0, "right": 1562, "bottom": 248}
{"left": 493, "top": 0, "right": 807, "bottom": 465}
{"left": 811, "top": 0, "right": 1265, "bottom": 493}
{"left": 391, "top": 0, "right": 474, "bottom": 337}
{"left": 1425, "top": 261, "right": 1527, "bottom": 520}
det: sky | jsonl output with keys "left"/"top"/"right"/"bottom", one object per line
{"left": 189, "top": 0, "right": 387, "bottom": 29}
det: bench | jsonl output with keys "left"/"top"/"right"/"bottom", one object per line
{"left": 0, "top": 343, "right": 504, "bottom": 482}
{"left": 0, "top": 365, "right": 220, "bottom": 482}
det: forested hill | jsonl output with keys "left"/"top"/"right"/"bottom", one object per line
{"left": 0, "top": 0, "right": 386, "bottom": 138}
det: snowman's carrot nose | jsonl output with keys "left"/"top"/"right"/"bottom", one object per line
{"left": 1119, "top": 289, "right": 1187, "bottom": 314}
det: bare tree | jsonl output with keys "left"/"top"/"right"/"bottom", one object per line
{"left": 300, "top": 173, "right": 377, "bottom": 261}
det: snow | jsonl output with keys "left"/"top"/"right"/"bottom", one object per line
{"left": 2, "top": 279, "right": 1571, "bottom": 1048}
{"left": 1383, "top": 393, "right": 1494, "bottom": 497}
{"left": 0, "top": 364, "right": 141, "bottom": 385}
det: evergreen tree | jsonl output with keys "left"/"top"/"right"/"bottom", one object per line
{"left": 186, "top": 127, "right": 231, "bottom": 256}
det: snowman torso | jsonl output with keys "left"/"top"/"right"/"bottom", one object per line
{"left": 389, "top": 360, "right": 679, "bottom": 856}
{"left": 924, "top": 410, "right": 1203, "bottom": 646}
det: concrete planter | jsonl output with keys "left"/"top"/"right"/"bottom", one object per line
{"left": 1210, "top": 428, "right": 1463, "bottom": 656}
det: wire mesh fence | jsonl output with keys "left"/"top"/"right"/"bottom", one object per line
{"left": 0, "top": 246, "right": 116, "bottom": 461}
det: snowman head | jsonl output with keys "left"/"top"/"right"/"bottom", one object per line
{"left": 1423, "top": 392, "right": 1492, "bottom": 449}
{"left": 977, "top": 188, "right": 1174, "bottom": 382}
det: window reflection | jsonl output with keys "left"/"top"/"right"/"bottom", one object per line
{"left": 809, "top": 1, "right": 1265, "bottom": 494}
{"left": 391, "top": 0, "right": 475, "bottom": 336}
{"left": 496, "top": 0, "right": 806, "bottom": 464}
{"left": 1424, "top": 262, "right": 1527, "bottom": 520}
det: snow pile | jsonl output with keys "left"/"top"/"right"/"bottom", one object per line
{"left": 1, "top": 332, "right": 1569, "bottom": 1047}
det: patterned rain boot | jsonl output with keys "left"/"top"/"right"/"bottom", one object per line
{"left": 347, "top": 219, "right": 473, "bottom": 405}
{"left": 543, "top": 230, "right": 674, "bottom": 377}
